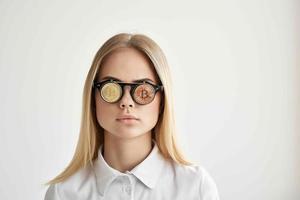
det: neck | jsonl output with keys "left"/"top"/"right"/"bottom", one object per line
{"left": 102, "top": 132, "right": 153, "bottom": 173}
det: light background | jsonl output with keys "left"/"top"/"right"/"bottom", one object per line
{"left": 0, "top": 0, "right": 299, "bottom": 199}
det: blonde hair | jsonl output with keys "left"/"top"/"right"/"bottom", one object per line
{"left": 44, "top": 32, "right": 193, "bottom": 186}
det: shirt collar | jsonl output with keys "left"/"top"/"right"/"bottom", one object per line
{"left": 93, "top": 139, "right": 166, "bottom": 196}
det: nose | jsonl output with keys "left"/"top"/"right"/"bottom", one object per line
{"left": 119, "top": 85, "right": 135, "bottom": 109}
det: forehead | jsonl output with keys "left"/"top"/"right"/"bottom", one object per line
{"left": 98, "top": 47, "right": 159, "bottom": 83}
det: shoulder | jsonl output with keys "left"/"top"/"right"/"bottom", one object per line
{"left": 44, "top": 184, "right": 60, "bottom": 200}
{"left": 195, "top": 165, "right": 220, "bottom": 200}
{"left": 169, "top": 161, "right": 220, "bottom": 200}
{"left": 44, "top": 165, "right": 96, "bottom": 200}
{"left": 167, "top": 161, "right": 207, "bottom": 181}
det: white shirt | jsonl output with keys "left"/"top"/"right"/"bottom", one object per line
{"left": 44, "top": 140, "right": 220, "bottom": 200}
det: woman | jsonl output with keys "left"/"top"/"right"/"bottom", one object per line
{"left": 44, "top": 33, "right": 220, "bottom": 200}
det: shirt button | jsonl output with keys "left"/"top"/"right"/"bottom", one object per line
{"left": 125, "top": 185, "right": 131, "bottom": 195}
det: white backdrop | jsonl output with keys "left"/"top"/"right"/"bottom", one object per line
{"left": 0, "top": 0, "right": 299, "bottom": 199}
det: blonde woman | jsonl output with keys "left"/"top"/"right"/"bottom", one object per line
{"left": 44, "top": 33, "right": 220, "bottom": 200}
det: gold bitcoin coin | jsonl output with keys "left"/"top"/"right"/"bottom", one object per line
{"left": 100, "top": 82, "right": 121, "bottom": 102}
{"left": 134, "top": 84, "right": 155, "bottom": 104}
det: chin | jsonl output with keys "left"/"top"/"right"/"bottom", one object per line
{"left": 112, "top": 133, "right": 144, "bottom": 140}
{"left": 112, "top": 129, "right": 149, "bottom": 139}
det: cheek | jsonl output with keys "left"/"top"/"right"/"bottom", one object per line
{"left": 140, "top": 96, "right": 161, "bottom": 123}
{"left": 95, "top": 94, "right": 114, "bottom": 127}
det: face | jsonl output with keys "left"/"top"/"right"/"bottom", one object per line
{"left": 94, "top": 47, "right": 162, "bottom": 140}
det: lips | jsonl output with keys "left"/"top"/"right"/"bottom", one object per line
{"left": 116, "top": 115, "right": 139, "bottom": 124}
{"left": 116, "top": 114, "right": 139, "bottom": 120}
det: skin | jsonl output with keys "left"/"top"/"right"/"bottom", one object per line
{"left": 94, "top": 47, "right": 162, "bottom": 173}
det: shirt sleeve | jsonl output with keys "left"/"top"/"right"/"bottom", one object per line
{"left": 44, "top": 184, "right": 61, "bottom": 200}
{"left": 199, "top": 167, "right": 220, "bottom": 200}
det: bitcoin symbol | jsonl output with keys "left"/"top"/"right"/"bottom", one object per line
{"left": 141, "top": 89, "right": 148, "bottom": 99}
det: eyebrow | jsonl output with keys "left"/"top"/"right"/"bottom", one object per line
{"left": 100, "top": 76, "right": 156, "bottom": 84}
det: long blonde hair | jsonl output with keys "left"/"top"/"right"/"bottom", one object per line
{"left": 44, "top": 32, "right": 193, "bottom": 186}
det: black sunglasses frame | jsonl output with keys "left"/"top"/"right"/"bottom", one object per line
{"left": 92, "top": 79, "right": 164, "bottom": 105}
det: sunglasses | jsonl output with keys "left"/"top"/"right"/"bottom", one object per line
{"left": 93, "top": 79, "right": 164, "bottom": 105}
